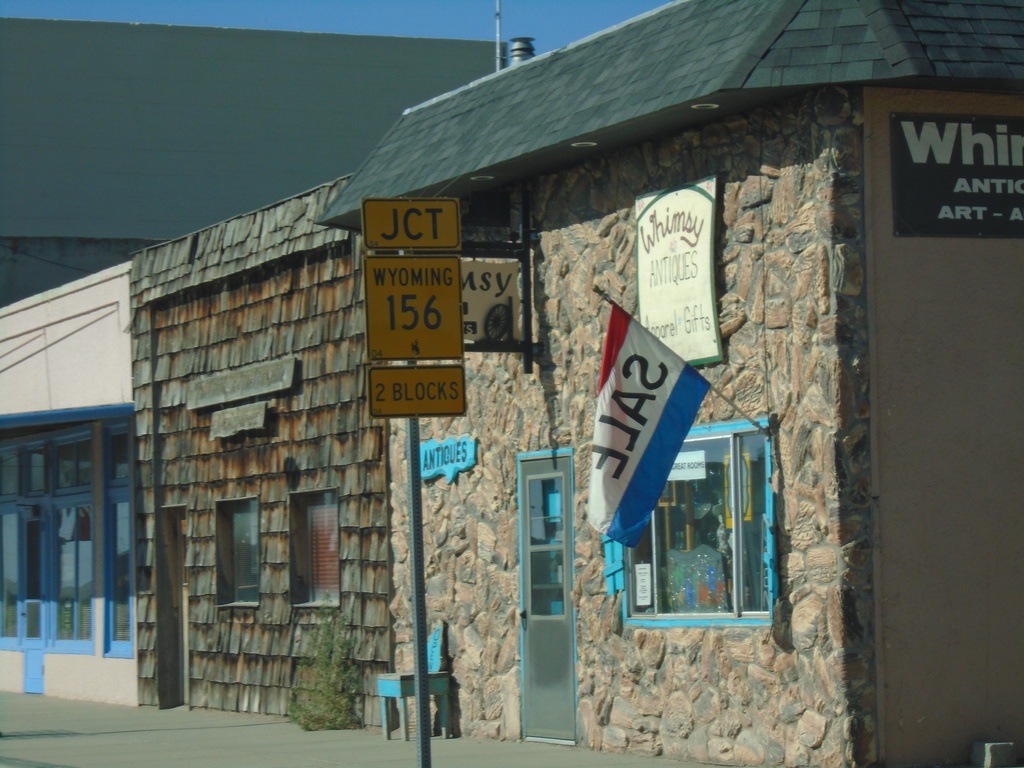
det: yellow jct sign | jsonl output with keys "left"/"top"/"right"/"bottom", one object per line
{"left": 362, "top": 197, "right": 461, "bottom": 252}
{"left": 365, "top": 255, "right": 464, "bottom": 361}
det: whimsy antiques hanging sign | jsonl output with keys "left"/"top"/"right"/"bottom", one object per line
{"left": 635, "top": 177, "right": 722, "bottom": 365}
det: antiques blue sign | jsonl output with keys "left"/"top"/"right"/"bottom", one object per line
{"left": 420, "top": 435, "right": 477, "bottom": 482}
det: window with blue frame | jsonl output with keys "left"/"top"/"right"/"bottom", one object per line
{"left": 105, "top": 427, "right": 132, "bottom": 655}
{"left": 26, "top": 444, "right": 47, "bottom": 495}
{"left": 605, "top": 421, "right": 776, "bottom": 623}
{"left": 1, "top": 418, "right": 132, "bottom": 656}
{"left": 106, "top": 500, "right": 131, "bottom": 651}
{"left": 51, "top": 432, "right": 96, "bottom": 647}
{"left": 56, "top": 502, "right": 93, "bottom": 642}
{"left": 1, "top": 510, "right": 18, "bottom": 641}
{"left": 56, "top": 437, "right": 92, "bottom": 490}
{"left": 0, "top": 450, "right": 18, "bottom": 496}
{"left": 0, "top": 449, "right": 16, "bottom": 642}
{"left": 108, "top": 431, "right": 130, "bottom": 483}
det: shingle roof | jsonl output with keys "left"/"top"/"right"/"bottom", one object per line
{"left": 320, "top": 0, "right": 1024, "bottom": 229}
{"left": 899, "top": 0, "right": 1024, "bottom": 79}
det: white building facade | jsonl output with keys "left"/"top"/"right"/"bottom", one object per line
{"left": 0, "top": 263, "right": 137, "bottom": 704}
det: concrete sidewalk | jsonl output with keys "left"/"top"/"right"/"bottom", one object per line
{"left": 0, "top": 692, "right": 683, "bottom": 768}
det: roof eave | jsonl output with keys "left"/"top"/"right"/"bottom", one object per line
{"left": 319, "top": 71, "right": 1024, "bottom": 231}
{"left": 315, "top": 84, "right": 810, "bottom": 231}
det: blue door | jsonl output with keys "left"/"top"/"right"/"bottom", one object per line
{"left": 23, "top": 513, "right": 44, "bottom": 693}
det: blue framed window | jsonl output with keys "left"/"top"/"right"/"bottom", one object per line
{"left": 25, "top": 443, "right": 47, "bottom": 495}
{"left": 54, "top": 435, "right": 92, "bottom": 492}
{"left": 0, "top": 415, "right": 132, "bottom": 658}
{"left": 605, "top": 420, "right": 776, "bottom": 626}
{"left": 104, "top": 427, "right": 132, "bottom": 656}
{"left": 104, "top": 498, "right": 132, "bottom": 655}
{"left": 54, "top": 500, "right": 94, "bottom": 650}
{"left": 0, "top": 450, "right": 18, "bottom": 497}
{"left": 0, "top": 448, "right": 19, "bottom": 647}
{"left": 0, "top": 507, "right": 18, "bottom": 646}
{"left": 48, "top": 430, "right": 97, "bottom": 652}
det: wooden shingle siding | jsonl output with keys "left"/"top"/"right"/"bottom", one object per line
{"left": 131, "top": 179, "right": 391, "bottom": 721}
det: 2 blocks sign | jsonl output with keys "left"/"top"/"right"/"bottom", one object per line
{"left": 367, "top": 365, "right": 465, "bottom": 418}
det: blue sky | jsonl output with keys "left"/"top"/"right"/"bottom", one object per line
{"left": 0, "top": 0, "right": 671, "bottom": 54}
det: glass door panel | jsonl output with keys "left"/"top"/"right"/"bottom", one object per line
{"left": 519, "top": 453, "right": 575, "bottom": 742}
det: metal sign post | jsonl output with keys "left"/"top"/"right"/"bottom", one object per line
{"left": 361, "top": 198, "right": 467, "bottom": 768}
{"left": 407, "top": 413, "right": 431, "bottom": 768}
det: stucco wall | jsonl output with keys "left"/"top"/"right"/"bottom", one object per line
{"left": 0, "top": 262, "right": 133, "bottom": 414}
{"left": 388, "top": 86, "right": 876, "bottom": 767}
{"left": 44, "top": 654, "right": 138, "bottom": 706}
{"left": 0, "top": 650, "right": 23, "bottom": 691}
{"left": 864, "top": 88, "right": 1024, "bottom": 766}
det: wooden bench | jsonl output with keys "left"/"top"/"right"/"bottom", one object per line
{"left": 376, "top": 625, "right": 450, "bottom": 740}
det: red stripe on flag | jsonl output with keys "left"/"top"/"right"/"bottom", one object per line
{"left": 598, "top": 303, "right": 632, "bottom": 390}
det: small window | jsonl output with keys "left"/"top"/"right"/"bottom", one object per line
{"left": 623, "top": 421, "right": 775, "bottom": 622}
{"left": 57, "top": 438, "right": 92, "bottom": 489}
{"left": 27, "top": 446, "right": 47, "bottom": 494}
{"left": 217, "top": 498, "right": 259, "bottom": 604}
{"left": 290, "top": 490, "right": 340, "bottom": 604}
{"left": 0, "top": 452, "right": 18, "bottom": 496}
{"left": 109, "top": 432, "right": 130, "bottom": 482}
{"left": 56, "top": 505, "right": 93, "bottom": 641}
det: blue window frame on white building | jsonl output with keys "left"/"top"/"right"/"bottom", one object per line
{"left": 104, "top": 427, "right": 133, "bottom": 657}
{"left": 605, "top": 420, "right": 776, "bottom": 626}
{"left": 0, "top": 403, "right": 136, "bottom": 692}
{"left": 47, "top": 430, "right": 96, "bottom": 654}
{"left": 54, "top": 499, "right": 94, "bottom": 649}
{"left": 0, "top": 448, "right": 20, "bottom": 645}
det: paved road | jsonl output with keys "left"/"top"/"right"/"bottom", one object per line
{"left": 0, "top": 692, "right": 683, "bottom": 768}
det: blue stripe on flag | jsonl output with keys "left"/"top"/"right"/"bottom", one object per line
{"left": 605, "top": 364, "right": 709, "bottom": 547}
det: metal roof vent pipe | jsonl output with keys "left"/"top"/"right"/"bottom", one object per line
{"left": 509, "top": 37, "right": 535, "bottom": 64}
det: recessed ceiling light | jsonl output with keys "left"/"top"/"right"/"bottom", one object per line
{"left": 691, "top": 102, "right": 720, "bottom": 110}
{"left": 570, "top": 140, "right": 598, "bottom": 148}
{"left": 470, "top": 174, "right": 495, "bottom": 181}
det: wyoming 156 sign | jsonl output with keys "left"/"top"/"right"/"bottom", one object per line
{"left": 365, "top": 255, "right": 464, "bottom": 361}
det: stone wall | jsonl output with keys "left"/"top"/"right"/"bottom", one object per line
{"left": 388, "top": 86, "right": 875, "bottom": 767}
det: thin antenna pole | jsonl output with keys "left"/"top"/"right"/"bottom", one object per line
{"left": 496, "top": 0, "right": 502, "bottom": 71}
{"left": 592, "top": 286, "right": 769, "bottom": 436}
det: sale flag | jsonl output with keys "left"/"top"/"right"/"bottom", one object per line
{"left": 588, "top": 302, "right": 710, "bottom": 547}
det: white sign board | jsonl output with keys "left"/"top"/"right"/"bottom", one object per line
{"left": 635, "top": 563, "right": 653, "bottom": 607}
{"left": 461, "top": 259, "right": 521, "bottom": 345}
{"left": 635, "top": 178, "right": 722, "bottom": 365}
{"left": 667, "top": 450, "right": 707, "bottom": 482}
